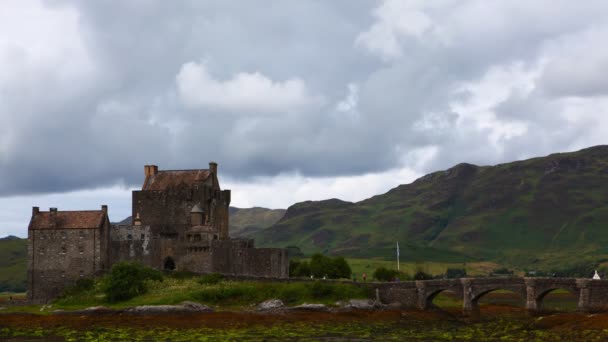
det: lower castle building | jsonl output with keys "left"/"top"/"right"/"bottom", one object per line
{"left": 27, "top": 162, "right": 289, "bottom": 303}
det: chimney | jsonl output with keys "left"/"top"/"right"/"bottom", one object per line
{"left": 50, "top": 207, "right": 58, "bottom": 215}
{"left": 145, "top": 165, "right": 158, "bottom": 177}
{"left": 32, "top": 206, "right": 39, "bottom": 216}
{"left": 101, "top": 205, "right": 108, "bottom": 214}
{"left": 209, "top": 162, "right": 218, "bottom": 175}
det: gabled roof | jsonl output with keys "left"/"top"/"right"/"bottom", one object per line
{"left": 29, "top": 211, "right": 106, "bottom": 230}
{"left": 142, "top": 169, "right": 211, "bottom": 191}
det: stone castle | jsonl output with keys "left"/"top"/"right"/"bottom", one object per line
{"left": 27, "top": 162, "right": 289, "bottom": 303}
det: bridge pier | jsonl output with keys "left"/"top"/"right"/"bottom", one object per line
{"left": 461, "top": 279, "right": 479, "bottom": 316}
{"left": 577, "top": 279, "right": 590, "bottom": 312}
{"left": 524, "top": 279, "right": 540, "bottom": 313}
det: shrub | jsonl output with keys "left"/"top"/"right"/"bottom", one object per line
{"left": 413, "top": 271, "right": 433, "bottom": 280}
{"left": 198, "top": 273, "right": 225, "bottom": 285}
{"left": 308, "top": 254, "right": 352, "bottom": 279}
{"left": 103, "top": 262, "right": 163, "bottom": 302}
{"left": 373, "top": 267, "right": 399, "bottom": 281}
{"left": 445, "top": 268, "right": 467, "bottom": 279}
{"left": 311, "top": 281, "right": 333, "bottom": 299}
{"left": 289, "top": 260, "right": 311, "bottom": 277}
{"left": 61, "top": 278, "right": 95, "bottom": 297}
{"left": 492, "top": 267, "right": 514, "bottom": 276}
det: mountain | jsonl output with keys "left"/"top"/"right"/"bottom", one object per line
{"left": 229, "top": 207, "right": 286, "bottom": 237}
{"left": 113, "top": 207, "right": 285, "bottom": 237}
{"left": 254, "top": 146, "right": 608, "bottom": 268}
{"left": 0, "top": 236, "right": 27, "bottom": 292}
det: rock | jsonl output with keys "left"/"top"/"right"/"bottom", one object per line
{"left": 291, "top": 303, "right": 327, "bottom": 311}
{"left": 180, "top": 301, "right": 214, "bottom": 312}
{"left": 126, "top": 302, "right": 213, "bottom": 314}
{"left": 347, "top": 299, "right": 375, "bottom": 310}
{"left": 83, "top": 306, "right": 110, "bottom": 312}
{"left": 257, "top": 299, "right": 284, "bottom": 311}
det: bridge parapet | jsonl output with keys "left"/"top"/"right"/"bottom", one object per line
{"left": 371, "top": 277, "right": 608, "bottom": 315}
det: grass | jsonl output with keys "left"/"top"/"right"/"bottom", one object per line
{"left": 49, "top": 277, "right": 369, "bottom": 311}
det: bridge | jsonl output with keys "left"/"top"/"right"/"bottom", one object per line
{"left": 370, "top": 277, "right": 608, "bottom": 315}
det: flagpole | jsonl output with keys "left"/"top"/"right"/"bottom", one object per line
{"left": 397, "top": 242, "right": 400, "bottom": 271}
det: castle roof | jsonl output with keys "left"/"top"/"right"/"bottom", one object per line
{"left": 29, "top": 210, "right": 106, "bottom": 230}
{"left": 142, "top": 169, "right": 211, "bottom": 191}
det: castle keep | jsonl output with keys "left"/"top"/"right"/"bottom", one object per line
{"left": 27, "top": 163, "right": 289, "bottom": 303}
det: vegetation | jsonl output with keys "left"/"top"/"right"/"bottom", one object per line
{"left": 102, "top": 262, "right": 163, "bottom": 302}
{"left": 197, "top": 272, "right": 224, "bottom": 285}
{"left": 290, "top": 254, "right": 351, "bottom": 279}
{"left": 0, "top": 236, "right": 26, "bottom": 292}
{"left": 445, "top": 267, "right": 467, "bottom": 278}
{"left": 373, "top": 267, "right": 399, "bottom": 281}
{"left": 51, "top": 276, "right": 368, "bottom": 310}
{"left": 228, "top": 207, "right": 286, "bottom": 237}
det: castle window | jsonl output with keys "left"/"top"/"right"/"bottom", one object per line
{"left": 79, "top": 231, "right": 84, "bottom": 239}
{"left": 194, "top": 234, "right": 201, "bottom": 242}
{"left": 213, "top": 234, "right": 218, "bottom": 240}
{"left": 38, "top": 247, "right": 44, "bottom": 255}
{"left": 61, "top": 232, "right": 67, "bottom": 240}
{"left": 79, "top": 245, "right": 84, "bottom": 254}
{"left": 141, "top": 233, "right": 145, "bottom": 240}
{"left": 79, "top": 270, "right": 84, "bottom": 278}
{"left": 60, "top": 246, "right": 67, "bottom": 254}
{"left": 127, "top": 234, "right": 132, "bottom": 240}
{"left": 61, "top": 271, "right": 65, "bottom": 278}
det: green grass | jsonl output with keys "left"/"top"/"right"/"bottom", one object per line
{"left": 48, "top": 277, "right": 369, "bottom": 311}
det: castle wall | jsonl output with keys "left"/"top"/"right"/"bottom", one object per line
{"left": 210, "top": 240, "right": 288, "bottom": 278}
{"left": 28, "top": 228, "right": 104, "bottom": 303}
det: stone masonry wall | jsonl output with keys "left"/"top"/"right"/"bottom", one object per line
{"left": 28, "top": 228, "right": 103, "bottom": 303}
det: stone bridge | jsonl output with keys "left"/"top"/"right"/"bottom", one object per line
{"left": 371, "top": 277, "right": 608, "bottom": 315}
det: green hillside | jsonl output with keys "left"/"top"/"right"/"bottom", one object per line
{"left": 229, "top": 207, "right": 286, "bottom": 237}
{"left": 0, "top": 236, "right": 27, "bottom": 292}
{"left": 254, "top": 145, "right": 608, "bottom": 269}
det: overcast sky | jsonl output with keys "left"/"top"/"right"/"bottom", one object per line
{"left": 2, "top": 0, "right": 608, "bottom": 237}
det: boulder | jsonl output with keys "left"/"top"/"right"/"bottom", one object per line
{"left": 126, "top": 302, "right": 213, "bottom": 314}
{"left": 257, "top": 299, "right": 284, "bottom": 311}
{"left": 347, "top": 299, "right": 375, "bottom": 310}
{"left": 291, "top": 303, "right": 327, "bottom": 311}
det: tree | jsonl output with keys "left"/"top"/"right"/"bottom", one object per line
{"left": 103, "top": 262, "right": 163, "bottom": 302}
{"left": 373, "top": 267, "right": 399, "bottom": 281}
{"left": 331, "top": 257, "right": 352, "bottom": 279}
{"left": 445, "top": 268, "right": 467, "bottom": 279}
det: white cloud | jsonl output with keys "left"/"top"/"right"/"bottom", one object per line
{"left": 355, "top": 0, "right": 448, "bottom": 61}
{"left": 335, "top": 83, "right": 359, "bottom": 113}
{"left": 176, "top": 61, "right": 324, "bottom": 113}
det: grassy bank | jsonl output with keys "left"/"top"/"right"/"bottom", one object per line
{"left": 49, "top": 277, "right": 369, "bottom": 311}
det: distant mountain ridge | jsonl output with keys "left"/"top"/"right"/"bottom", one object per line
{"left": 254, "top": 145, "right": 608, "bottom": 268}
{"left": 113, "top": 206, "right": 286, "bottom": 237}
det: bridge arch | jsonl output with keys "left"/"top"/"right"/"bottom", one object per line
{"left": 534, "top": 287, "right": 578, "bottom": 312}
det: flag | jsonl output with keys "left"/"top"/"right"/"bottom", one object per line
{"left": 396, "top": 242, "right": 400, "bottom": 258}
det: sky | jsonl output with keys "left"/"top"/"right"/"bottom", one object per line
{"left": 2, "top": 0, "right": 608, "bottom": 237}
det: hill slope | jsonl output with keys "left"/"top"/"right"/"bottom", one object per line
{"left": 254, "top": 145, "right": 608, "bottom": 268}
{"left": 229, "top": 207, "right": 286, "bottom": 237}
{"left": 0, "top": 236, "right": 27, "bottom": 292}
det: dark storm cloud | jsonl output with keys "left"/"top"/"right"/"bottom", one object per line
{"left": 2, "top": 0, "right": 608, "bottom": 196}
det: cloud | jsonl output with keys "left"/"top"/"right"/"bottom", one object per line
{"left": 176, "top": 61, "right": 324, "bottom": 113}
{"left": 2, "top": 0, "right": 608, "bottom": 224}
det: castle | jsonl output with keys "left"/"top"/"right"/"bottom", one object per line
{"left": 27, "top": 163, "right": 289, "bottom": 303}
